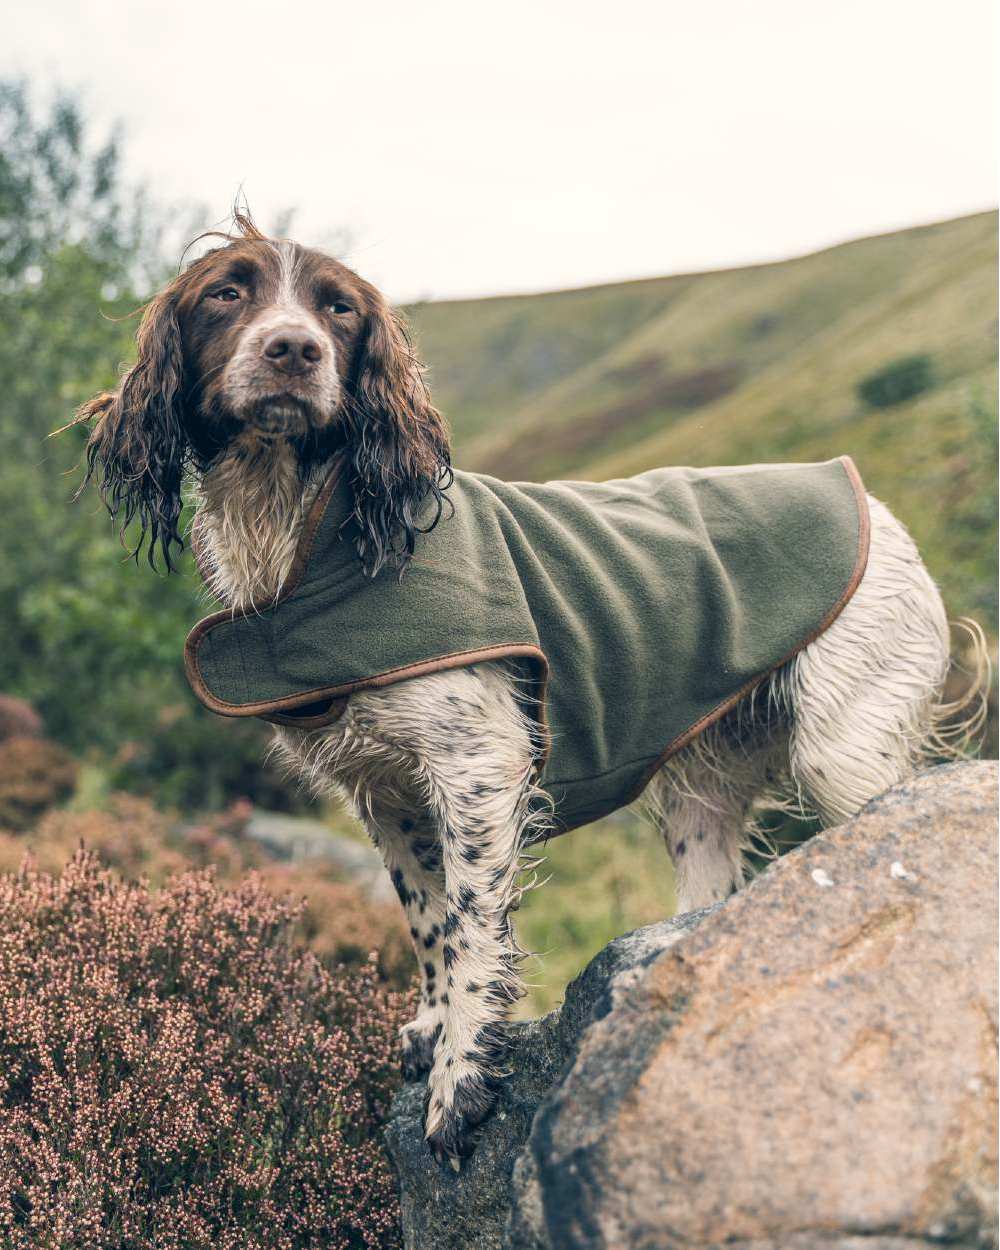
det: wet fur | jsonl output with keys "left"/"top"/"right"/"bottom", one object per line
{"left": 79, "top": 217, "right": 451, "bottom": 580}
{"left": 77, "top": 220, "right": 977, "bottom": 1164}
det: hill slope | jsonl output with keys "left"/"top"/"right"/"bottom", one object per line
{"left": 406, "top": 212, "right": 998, "bottom": 628}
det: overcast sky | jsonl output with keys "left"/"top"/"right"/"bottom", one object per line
{"left": 4, "top": 0, "right": 996, "bottom": 302}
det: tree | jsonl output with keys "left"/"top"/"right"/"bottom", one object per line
{"left": 0, "top": 82, "right": 285, "bottom": 808}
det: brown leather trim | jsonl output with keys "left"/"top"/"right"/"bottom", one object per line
{"left": 183, "top": 455, "right": 554, "bottom": 750}
{"left": 187, "top": 634, "right": 551, "bottom": 756}
{"left": 184, "top": 458, "right": 347, "bottom": 708}
{"left": 261, "top": 697, "right": 351, "bottom": 730}
{"left": 605, "top": 454, "right": 872, "bottom": 826}
{"left": 186, "top": 636, "right": 547, "bottom": 716}
{"left": 186, "top": 454, "right": 868, "bottom": 830}
{"left": 276, "top": 459, "right": 349, "bottom": 603}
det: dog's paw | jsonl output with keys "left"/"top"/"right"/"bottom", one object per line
{"left": 400, "top": 1017, "right": 442, "bottom": 1082}
{"left": 424, "top": 1073, "right": 497, "bottom": 1166}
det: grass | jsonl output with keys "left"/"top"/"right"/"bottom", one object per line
{"left": 322, "top": 797, "right": 676, "bottom": 1018}
{"left": 409, "top": 211, "right": 998, "bottom": 631}
{"left": 514, "top": 811, "right": 675, "bottom": 1017}
{"left": 396, "top": 210, "right": 999, "bottom": 1015}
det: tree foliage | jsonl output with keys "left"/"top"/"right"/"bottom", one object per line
{"left": 0, "top": 82, "right": 284, "bottom": 807}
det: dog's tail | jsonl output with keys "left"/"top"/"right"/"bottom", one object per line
{"left": 923, "top": 617, "right": 994, "bottom": 762}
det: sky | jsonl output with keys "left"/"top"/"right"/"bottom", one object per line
{"left": 4, "top": 0, "right": 996, "bottom": 302}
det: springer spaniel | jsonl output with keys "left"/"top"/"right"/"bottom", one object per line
{"left": 76, "top": 218, "right": 977, "bottom": 1163}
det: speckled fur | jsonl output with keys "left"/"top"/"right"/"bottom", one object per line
{"left": 195, "top": 446, "right": 964, "bottom": 1162}
{"left": 80, "top": 226, "right": 976, "bottom": 1162}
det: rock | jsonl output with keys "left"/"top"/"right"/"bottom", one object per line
{"left": 385, "top": 914, "right": 710, "bottom": 1250}
{"left": 243, "top": 809, "right": 396, "bottom": 901}
{"left": 386, "top": 762, "right": 998, "bottom": 1250}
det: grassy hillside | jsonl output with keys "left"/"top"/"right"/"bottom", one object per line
{"left": 408, "top": 211, "right": 998, "bottom": 630}
{"left": 406, "top": 213, "right": 997, "bottom": 1013}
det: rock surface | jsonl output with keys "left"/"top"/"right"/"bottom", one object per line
{"left": 244, "top": 809, "right": 395, "bottom": 901}
{"left": 386, "top": 762, "right": 999, "bottom": 1250}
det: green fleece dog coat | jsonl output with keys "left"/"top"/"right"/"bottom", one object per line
{"left": 185, "top": 456, "right": 869, "bottom": 832}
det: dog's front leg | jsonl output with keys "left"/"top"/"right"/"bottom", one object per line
{"left": 362, "top": 799, "right": 450, "bottom": 1080}
{"left": 421, "top": 755, "right": 534, "bottom": 1164}
{"left": 330, "top": 666, "right": 540, "bottom": 1162}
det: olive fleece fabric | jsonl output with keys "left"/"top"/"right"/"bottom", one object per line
{"left": 185, "top": 455, "right": 869, "bottom": 833}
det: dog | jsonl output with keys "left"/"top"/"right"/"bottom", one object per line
{"left": 76, "top": 216, "right": 979, "bottom": 1163}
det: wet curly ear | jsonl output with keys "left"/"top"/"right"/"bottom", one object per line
{"left": 79, "top": 289, "right": 189, "bottom": 571}
{"left": 344, "top": 288, "right": 452, "bottom": 578}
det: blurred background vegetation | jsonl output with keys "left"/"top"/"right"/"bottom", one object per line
{"left": 1, "top": 82, "right": 995, "bottom": 1016}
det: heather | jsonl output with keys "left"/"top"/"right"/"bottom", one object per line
{"left": 0, "top": 79, "right": 992, "bottom": 1031}
{"left": 0, "top": 850, "right": 413, "bottom": 1248}
{"left": 0, "top": 793, "right": 414, "bottom": 992}
{"left": 0, "top": 736, "right": 77, "bottom": 832}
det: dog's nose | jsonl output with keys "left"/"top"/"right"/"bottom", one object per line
{"left": 262, "top": 328, "right": 323, "bottom": 373}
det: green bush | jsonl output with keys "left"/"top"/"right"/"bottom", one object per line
{"left": 107, "top": 703, "right": 308, "bottom": 813}
{"left": 856, "top": 353, "right": 935, "bottom": 408}
{"left": 0, "top": 83, "right": 306, "bottom": 813}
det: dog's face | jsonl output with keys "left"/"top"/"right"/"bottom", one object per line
{"left": 177, "top": 239, "right": 367, "bottom": 442}
{"left": 78, "top": 222, "right": 451, "bottom": 575}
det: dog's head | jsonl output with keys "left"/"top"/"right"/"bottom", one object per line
{"left": 78, "top": 216, "right": 451, "bottom": 575}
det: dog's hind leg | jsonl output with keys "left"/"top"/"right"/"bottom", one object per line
{"left": 646, "top": 711, "right": 790, "bottom": 914}
{"left": 786, "top": 497, "right": 950, "bottom": 826}
{"left": 654, "top": 787, "right": 746, "bottom": 913}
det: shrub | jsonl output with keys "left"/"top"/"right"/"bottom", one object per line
{"left": 0, "top": 795, "right": 415, "bottom": 989}
{"left": 108, "top": 705, "right": 308, "bottom": 814}
{"left": 259, "top": 867, "right": 414, "bottom": 989}
{"left": 0, "top": 794, "right": 201, "bottom": 880}
{"left": 0, "top": 850, "right": 413, "bottom": 1248}
{"left": 0, "top": 696, "right": 42, "bottom": 743}
{"left": 0, "top": 736, "right": 77, "bottom": 831}
{"left": 856, "top": 353, "right": 935, "bottom": 408}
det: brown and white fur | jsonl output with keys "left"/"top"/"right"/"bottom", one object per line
{"left": 77, "top": 218, "right": 976, "bottom": 1164}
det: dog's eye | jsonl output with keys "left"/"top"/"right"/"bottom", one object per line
{"left": 329, "top": 301, "right": 354, "bottom": 315}
{"left": 211, "top": 287, "right": 241, "bottom": 303}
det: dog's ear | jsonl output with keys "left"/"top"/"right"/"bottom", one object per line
{"left": 79, "top": 288, "right": 188, "bottom": 571}
{"left": 345, "top": 287, "right": 452, "bottom": 577}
